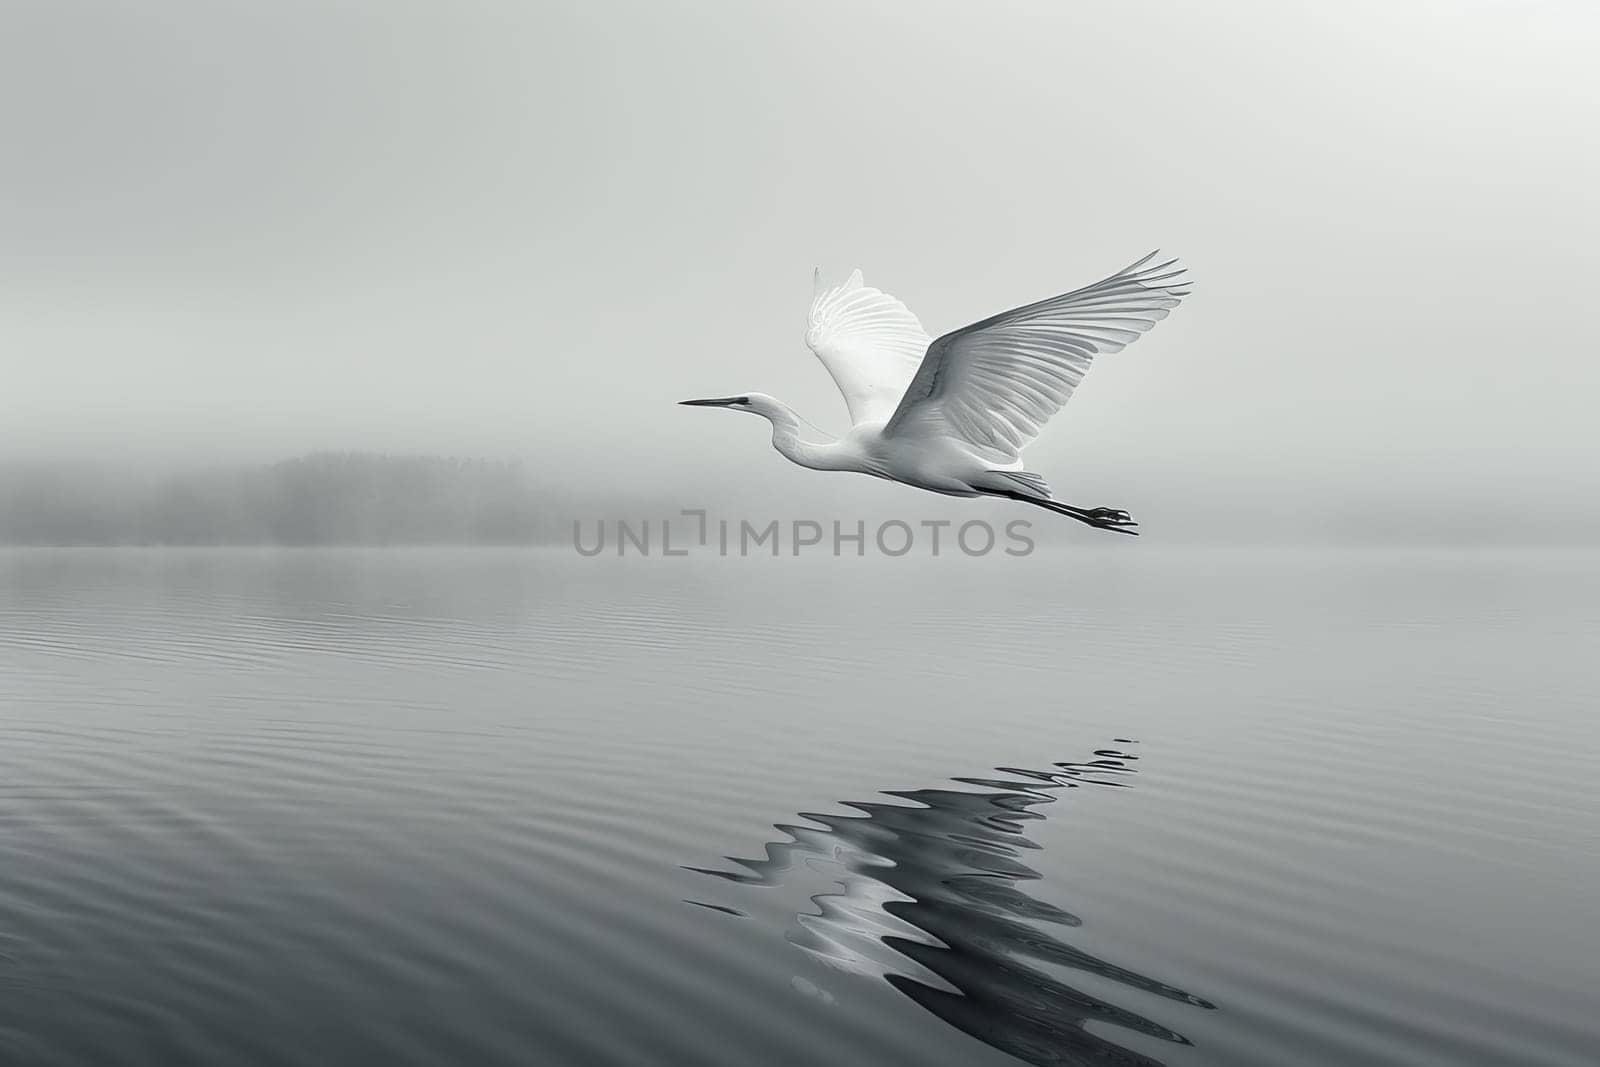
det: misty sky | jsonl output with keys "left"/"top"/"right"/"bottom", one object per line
{"left": 3, "top": 1, "right": 1597, "bottom": 533}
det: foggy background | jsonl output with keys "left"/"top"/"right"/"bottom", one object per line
{"left": 3, "top": 0, "right": 1597, "bottom": 544}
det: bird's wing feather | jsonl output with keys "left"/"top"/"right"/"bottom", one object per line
{"left": 881, "top": 253, "right": 1190, "bottom": 463}
{"left": 806, "top": 268, "right": 932, "bottom": 426}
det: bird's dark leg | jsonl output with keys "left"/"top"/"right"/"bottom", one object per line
{"left": 990, "top": 492, "right": 1139, "bottom": 535}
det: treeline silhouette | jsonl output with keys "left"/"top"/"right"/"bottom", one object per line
{"left": 0, "top": 453, "right": 561, "bottom": 545}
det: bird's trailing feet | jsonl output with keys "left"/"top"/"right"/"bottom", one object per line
{"left": 1070, "top": 505, "right": 1139, "bottom": 535}
{"left": 989, "top": 491, "right": 1140, "bottom": 536}
{"left": 1084, "top": 506, "right": 1136, "bottom": 530}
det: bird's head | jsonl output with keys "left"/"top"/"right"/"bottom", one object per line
{"left": 677, "top": 392, "right": 780, "bottom": 417}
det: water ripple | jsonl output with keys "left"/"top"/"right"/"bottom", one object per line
{"left": 4, "top": 548, "right": 1599, "bottom": 1066}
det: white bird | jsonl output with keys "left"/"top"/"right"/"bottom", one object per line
{"left": 681, "top": 252, "right": 1189, "bottom": 534}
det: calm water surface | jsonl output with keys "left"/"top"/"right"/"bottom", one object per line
{"left": 1, "top": 547, "right": 1596, "bottom": 1066}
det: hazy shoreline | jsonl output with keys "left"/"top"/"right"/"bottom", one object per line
{"left": 0, "top": 452, "right": 570, "bottom": 547}
{"left": 5, "top": 451, "right": 1599, "bottom": 549}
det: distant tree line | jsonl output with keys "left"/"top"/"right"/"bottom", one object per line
{"left": 0, "top": 453, "right": 560, "bottom": 545}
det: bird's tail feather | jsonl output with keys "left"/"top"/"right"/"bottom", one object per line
{"left": 975, "top": 470, "right": 1052, "bottom": 500}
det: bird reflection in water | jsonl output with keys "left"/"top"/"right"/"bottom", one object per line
{"left": 687, "top": 745, "right": 1215, "bottom": 1067}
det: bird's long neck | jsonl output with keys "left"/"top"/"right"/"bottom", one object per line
{"left": 758, "top": 401, "right": 844, "bottom": 471}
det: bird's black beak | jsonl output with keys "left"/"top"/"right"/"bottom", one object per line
{"left": 678, "top": 396, "right": 745, "bottom": 407}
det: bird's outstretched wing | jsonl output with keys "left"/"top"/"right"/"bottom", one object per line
{"left": 806, "top": 269, "right": 932, "bottom": 426}
{"left": 882, "top": 253, "right": 1189, "bottom": 463}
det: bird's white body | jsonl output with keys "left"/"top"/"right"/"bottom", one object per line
{"left": 757, "top": 406, "right": 1005, "bottom": 497}
{"left": 682, "top": 254, "right": 1189, "bottom": 533}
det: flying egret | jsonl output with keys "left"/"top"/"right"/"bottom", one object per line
{"left": 681, "top": 252, "right": 1189, "bottom": 534}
